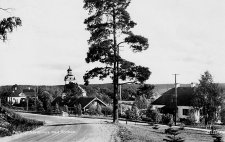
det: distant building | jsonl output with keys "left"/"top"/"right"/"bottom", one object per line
{"left": 151, "top": 86, "right": 200, "bottom": 122}
{"left": 64, "top": 66, "right": 77, "bottom": 84}
{"left": 23, "top": 87, "right": 36, "bottom": 98}
{"left": 7, "top": 84, "right": 26, "bottom": 104}
{"left": 63, "top": 66, "right": 86, "bottom": 96}
{"left": 7, "top": 84, "right": 37, "bottom": 105}
{"left": 69, "top": 97, "right": 107, "bottom": 112}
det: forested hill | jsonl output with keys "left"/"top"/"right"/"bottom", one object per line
{"left": 1, "top": 83, "right": 225, "bottom": 101}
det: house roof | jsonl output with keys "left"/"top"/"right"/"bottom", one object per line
{"left": 23, "top": 89, "right": 36, "bottom": 97}
{"left": 9, "top": 92, "right": 24, "bottom": 97}
{"left": 151, "top": 87, "right": 194, "bottom": 106}
{"left": 71, "top": 97, "right": 107, "bottom": 109}
{"left": 51, "top": 96, "right": 64, "bottom": 106}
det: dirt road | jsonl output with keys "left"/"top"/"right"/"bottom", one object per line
{"left": 0, "top": 113, "right": 119, "bottom": 142}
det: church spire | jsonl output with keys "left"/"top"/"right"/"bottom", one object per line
{"left": 64, "top": 66, "right": 76, "bottom": 84}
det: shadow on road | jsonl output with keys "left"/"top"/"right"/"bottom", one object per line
{"left": 46, "top": 122, "right": 112, "bottom": 127}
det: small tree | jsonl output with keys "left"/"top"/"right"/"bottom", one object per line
{"left": 64, "top": 105, "right": 69, "bottom": 113}
{"left": 77, "top": 104, "right": 82, "bottom": 116}
{"left": 134, "top": 96, "right": 148, "bottom": 109}
{"left": 162, "top": 114, "right": 174, "bottom": 125}
{"left": 146, "top": 107, "right": 162, "bottom": 123}
{"left": 137, "top": 84, "right": 155, "bottom": 99}
{"left": 74, "top": 104, "right": 78, "bottom": 115}
{"left": 132, "top": 104, "right": 140, "bottom": 122}
{"left": 221, "top": 108, "right": 225, "bottom": 124}
{"left": 36, "top": 99, "right": 44, "bottom": 113}
{"left": 96, "top": 103, "right": 102, "bottom": 115}
{"left": 163, "top": 128, "right": 184, "bottom": 142}
{"left": 184, "top": 109, "right": 196, "bottom": 125}
{"left": 102, "top": 106, "right": 113, "bottom": 116}
{"left": 55, "top": 103, "right": 60, "bottom": 114}
{"left": 192, "top": 71, "right": 222, "bottom": 125}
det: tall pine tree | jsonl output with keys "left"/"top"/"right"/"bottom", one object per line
{"left": 83, "top": 0, "right": 151, "bottom": 123}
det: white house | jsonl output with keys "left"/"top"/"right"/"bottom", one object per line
{"left": 151, "top": 86, "right": 200, "bottom": 122}
{"left": 7, "top": 85, "right": 26, "bottom": 104}
{"left": 7, "top": 85, "right": 37, "bottom": 105}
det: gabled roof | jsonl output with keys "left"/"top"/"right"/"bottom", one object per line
{"left": 9, "top": 92, "right": 25, "bottom": 97}
{"left": 23, "top": 89, "right": 36, "bottom": 97}
{"left": 151, "top": 87, "right": 194, "bottom": 106}
{"left": 72, "top": 97, "right": 107, "bottom": 109}
{"left": 51, "top": 96, "right": 64, "bottom": 106}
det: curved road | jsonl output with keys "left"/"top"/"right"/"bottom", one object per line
{"left": 1, "top": 113, "right": 119, "bottom": 142}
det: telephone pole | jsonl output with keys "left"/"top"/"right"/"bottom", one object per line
{"left": 173, "top": 74, "right": 179, "bottom": 126}
{"left": 35, "top": 86, "right": 37, "bottom": 112}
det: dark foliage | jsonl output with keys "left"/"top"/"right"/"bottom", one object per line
{"left": 137, "top": 84, "right": 155, "bottom": 99}
{"left": 0, "top": 16, "right": 22, "bottom": 41}
{"left": 192, "top": 71, "right": 223, "bottom": 124}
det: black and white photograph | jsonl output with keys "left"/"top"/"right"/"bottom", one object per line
{"left": 0, "top": 0, "right": 225, "bottom": 141}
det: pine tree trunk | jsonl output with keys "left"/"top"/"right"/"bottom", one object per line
{"left": 113, "top": 7, "right": 119, "bottom": 123}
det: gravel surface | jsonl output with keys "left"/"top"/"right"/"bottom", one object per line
{"left": 0, "top": 113, "right": 120, "bottom": 142}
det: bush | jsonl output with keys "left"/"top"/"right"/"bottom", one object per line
{"left": 146, "top": 108, "right": 162, "bottom": 123}
{"left": 221, "top": 108, "right": 225, "bottom": 124}
{"left": 64, "top": 105, "right": 68, "bottom": 112}
{"left": 77, "top": 104, "right": 82, "bottom": 116}
{"left": 162, "top": 114, "right": 174, "bottom": 125}
{"left": 184, "top": 111, "right": 196, "bottom": 125}
{"left": 125, "top": 105, "right": 140, "bottom": 121}
{"left": 96, "top": 104, "right": 102, "bottom": 115}
{"left": 0, "top": 106, "right": 44, "bottom": 137}
{"left": 102, "top": 106, "right": 113, "bottom": 116}
{"left": 125, "top": 109, "right": 135, "bottom": 120}
{"left": 87, "top": 104, "right": 97, "bottom": 115}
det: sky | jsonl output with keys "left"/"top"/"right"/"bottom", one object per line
{"left": 0, "top": 0, "right": 225, "bottom": 85}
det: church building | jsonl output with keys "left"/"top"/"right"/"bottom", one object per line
{"left": 64, "top": 66, "right": 77, "bottom": 85}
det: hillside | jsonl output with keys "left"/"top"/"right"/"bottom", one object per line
{"left": 1, "top": 83, "right": 225, "bottom": 102}
{"left": 0, "top": 107, "right": 44, "bottom": 137}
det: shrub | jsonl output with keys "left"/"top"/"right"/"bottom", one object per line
{"left": 77, "top": 104, "right": 82, "bottom": 116}
{"left": 102, "top": 106, "right": 113, "bottom": 116}
{"left": 184, "top": 110, "right": 196, "bottom": 125}
{"left": 64, "top": 105, "right": 68, "bottom": 112}
{"left": 125, "top": 109, "right": 135, "bottom": 120}
{"left": 96, "top": 104, "right": 102, "bottom": 115}
{"left": 87, "top": 104, "right": 97, "bottom": 115}
{"left": 163, "top": 128, "right": 184, "bottom": 142}
{"left": 221, "top": 108, "right": 225, "bottom": 124}
{"left": 125, "top": 105, "right": 140, "bottom": 122}
{"left": 0, "top": 106, "right": 44, "bottom": 137}
{"left": 162, "top": 114, "right": 174, "bottom": 125}
{"left": 55, "top": 103, "right": 60, "bottom": 114}
{"left": 134, "top": 96, "right": 148, "bottom": 109}
{"left": 146, "top": 108, "right": 162, "bottom": 123}
{"left": 36, "top": 99, "right": 44, "bottom": 113}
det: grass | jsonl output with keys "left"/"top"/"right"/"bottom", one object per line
{"left": 0, "top": 106, "right": 45, "bottom": 137}
{"left": 117, "top": 123, "right": 215, "bottom": 142}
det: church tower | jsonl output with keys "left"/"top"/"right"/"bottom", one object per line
{"left": 64, "top": 66, "right": 76, "bottom": 84}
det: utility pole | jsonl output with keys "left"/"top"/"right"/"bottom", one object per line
{"left": 173, "top": 74, "right": 179, "bottom": 126}
{"left": 26, "top": 97, "right": 29, "bottom": 111}
{"left": 35, "top": 86, "right": 37, "bottom": 112}
{"left": 119, "top": 85, "right": 122, "bottom": 115}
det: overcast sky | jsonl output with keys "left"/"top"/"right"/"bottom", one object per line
{"left": 0, "top": 0, "right": 225, "bottom": 85}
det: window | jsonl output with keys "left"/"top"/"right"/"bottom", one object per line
{"left": 183, "top": 109, "right": 189, "bottom": 115}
